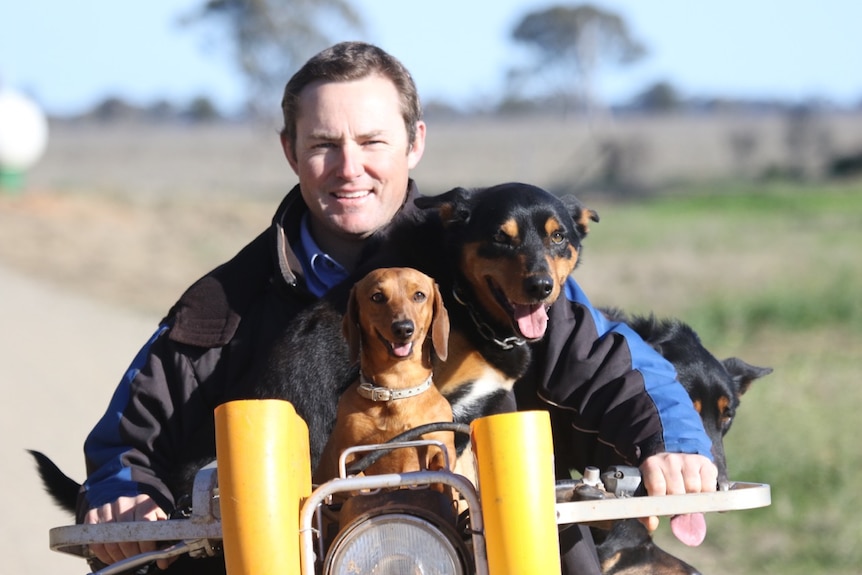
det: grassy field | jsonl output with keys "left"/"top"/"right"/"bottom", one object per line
{"left": 2, "top": 121, "right": 861, "bottom": 573}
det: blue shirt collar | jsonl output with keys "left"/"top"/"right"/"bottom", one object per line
{"left": 298, "top": 213, "right": 349, "bottom": 297}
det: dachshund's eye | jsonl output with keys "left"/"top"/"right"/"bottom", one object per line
{"left": 371, "top": 292, "right": 386, "bottom": 303}
{"left": 493, "top": 230, "right": 510, "bottom": 244}
{"left": 550, "top": 230, "right": 567, "bottom": 245}
{"left": 413, "top": 291, "right": 427, "bottom": 303}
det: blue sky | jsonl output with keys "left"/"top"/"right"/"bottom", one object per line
{"left": 1, "top": 0, "right": 860, "bottom": 116}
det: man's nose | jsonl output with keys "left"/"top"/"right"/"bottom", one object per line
{"left": 337, "top": 143, "right": 364, "bottom": 180}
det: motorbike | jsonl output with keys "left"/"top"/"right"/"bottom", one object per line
{"left": 47, "top": 399, "right": 771, "bottom": 575}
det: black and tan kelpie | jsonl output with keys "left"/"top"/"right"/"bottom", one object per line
{"left": 593, "top": 309, "right": 773, "bottom": 575}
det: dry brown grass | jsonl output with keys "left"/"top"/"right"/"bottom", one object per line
{"left": 0, "top": 189, "right": 272, "bottom": 313}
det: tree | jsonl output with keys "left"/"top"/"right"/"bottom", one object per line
{"left": 509, "top": 3, "right": 646, "bottom": 114}
{"left": 631, "top": 80, "right": 680, "bottom": 113}
{"left": 185, "top": 95, "right": 222, "bottom": 123}
{"left": 181, "top": 0, "right": 363, "bottom": 117}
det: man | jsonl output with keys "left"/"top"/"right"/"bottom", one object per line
{"left": 79, "top": 42, "right": 715, "bottom": 574}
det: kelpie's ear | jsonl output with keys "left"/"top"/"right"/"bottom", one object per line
{"left": 415, "top": 187, "right": 473, "bottom": 226}
{"left": 721, "top": 358, "right": 773, "bottom": 396}
{"left": 560, "top": 194, "right": 600, "bottom": 238}
{"left": 430, "top": 282, "right": 450, "bottom": 362}
{"left": 342, "top": 285, "right": 362, "bottom": 363}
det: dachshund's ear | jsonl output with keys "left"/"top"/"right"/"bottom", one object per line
{"left": 560, "top": 194, "right": 600, "bottom": 238}
{"left": 414, "top": 187, "right": 473, "bottom": 226}
{"left": 342, "top": 285, "right": 361, "bottom": 363}
{"left": 430, "top": 282, "right": 450, "bottom": 362}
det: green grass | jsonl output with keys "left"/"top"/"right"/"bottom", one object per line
{"left": 586, "top": 181, "right": 862, "bottom": 574}
{"left": 688, "top": 274, "right": 862, "bottom": 345}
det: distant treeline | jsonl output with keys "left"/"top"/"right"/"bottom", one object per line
{"left": 49, "top": 89, "right": 862, "bottom": 187}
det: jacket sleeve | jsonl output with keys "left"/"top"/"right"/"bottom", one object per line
{"left": 77, "top": 323, "right": 218, "bottom": 521}
{"left": 530, "top": 278, "right": 712, "bottom": 472}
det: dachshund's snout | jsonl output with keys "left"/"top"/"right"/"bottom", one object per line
{"left": 391, "top": 319, "right": 415, "bottom": 341}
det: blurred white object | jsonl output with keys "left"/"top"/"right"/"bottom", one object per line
{"left": 0, "top": 89, "right": 49, "bottom": 172}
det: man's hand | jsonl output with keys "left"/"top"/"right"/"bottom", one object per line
{"left": 638, "top": 453, "right": 718, "bottom": 532}
{"left": 84, "top": 494, "right": 174, "bottom": 569}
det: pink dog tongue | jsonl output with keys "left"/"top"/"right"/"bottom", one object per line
{"left": 670, "top": 513, "right": 707, "bottom": 546}
{"left": 514, "top": 303, "right": 548, "bottom": 339}
{"left": 391, "top": 342, "right": 412, "bottom": 357}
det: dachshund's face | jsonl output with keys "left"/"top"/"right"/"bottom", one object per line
{"left": 344, "top": 267, "right": 449, "bottom": 364}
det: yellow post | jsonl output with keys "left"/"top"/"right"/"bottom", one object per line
{"left": 472, "top": 410, "right": 561, "bottom": 575}
{"left": 214, "top": 399, "right": 311, "bottom": 575}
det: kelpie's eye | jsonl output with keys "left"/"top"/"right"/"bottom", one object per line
{"left": 412, "top": 291, "right": 427, "bottom": 303}
{"left": 721, "top": 414, "right": 733, "bottom": 429}
{"left": 550, "top": 230, "right": 566, "bottom": 245}
{"left": 371, "top": 292, "right": 386, "bottom": 303}
{"left": 493, "top": 230, "right": 510, "bottom": 244}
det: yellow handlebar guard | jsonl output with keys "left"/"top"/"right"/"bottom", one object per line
{"left": 215, "top": 399, "right": 311, "bottom": 575}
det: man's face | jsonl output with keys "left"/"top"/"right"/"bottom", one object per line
{"left": 284, "top": 74, "right": 426, "bottom": 242}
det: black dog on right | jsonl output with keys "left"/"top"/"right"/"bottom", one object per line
{"left": 594, "top": 309, "right": 773, "bottom": 574}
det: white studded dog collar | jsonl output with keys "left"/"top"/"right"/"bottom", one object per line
{"left": 357, "top": 373, "right": 433, "bottom": 402}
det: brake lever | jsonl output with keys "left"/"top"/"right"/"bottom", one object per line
{"left": 89, "top": 538, "right": 215, "bottom": 575}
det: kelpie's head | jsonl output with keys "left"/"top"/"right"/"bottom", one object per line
{"left": 622, "top": 314, "right": 772, "bottom": 489}
{"left": 344, "top": 267, "right": 449, "bottom": 371}
{"left": 415, "top": 183, "right": 598, "bottom": 342}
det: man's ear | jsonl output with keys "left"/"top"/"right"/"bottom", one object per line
{"left": 407, "top": 121, "right": 427, "bottom": 170}
{"left": 280, "top": 132, "right": 299, "bottom": 175}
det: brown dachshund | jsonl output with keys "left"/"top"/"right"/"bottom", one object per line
{"left": 313, "top": 267, "right": 455, "bottom": 485}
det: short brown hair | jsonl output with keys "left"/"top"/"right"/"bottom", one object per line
{"left": 281, "top": 42, "right": 422, "bottom": 153}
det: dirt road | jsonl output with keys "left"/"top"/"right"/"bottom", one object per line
{"left": 1, "top": 264, "right": 158, "bottom": 574}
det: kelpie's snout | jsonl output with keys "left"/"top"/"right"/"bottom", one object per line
{"left": 391, "top": 319, "right": 415, "bottom": 341}
{"left": 525, "top": 274, "right": 554, "bottom": 300}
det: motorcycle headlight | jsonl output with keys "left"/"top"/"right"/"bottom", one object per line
{"left": 324, "top": 513, "right": 466, "bottom": 575}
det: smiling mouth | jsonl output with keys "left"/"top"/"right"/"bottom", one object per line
{"left": 375, "top": 330, "right": 415, "bottom": 358}
{"left": 333, "top": 189, "right": 371, "bottom": 200}
{"left": 388, "top": 340, "right": 414, "bottom": 358}
{"left": 488, "top": 279, "right": 550, "bottom": 340}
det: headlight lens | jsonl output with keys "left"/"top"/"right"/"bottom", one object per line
{"left": 324, "top": 512, "right": 465, "bottom": 575}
